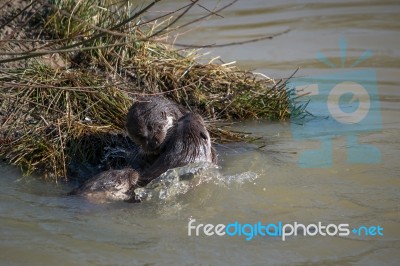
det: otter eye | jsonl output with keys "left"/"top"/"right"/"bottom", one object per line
{"left": 151, "top": 124, "right": 163, "bottom": 132}
{"left": 134, "top": 133, "right": 146, "bottom": 141}
{"left": 147, "top": 125, "right": 153, "bottom": 131}
{"left": 200, "top": 131, "right": 208, "bottom": 140}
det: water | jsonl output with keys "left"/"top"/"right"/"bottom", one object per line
{"left": 1, "top": 0, "right": 400, "bottom": 265}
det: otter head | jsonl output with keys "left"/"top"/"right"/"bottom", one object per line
{"left": 70, "top": 168, "right": 140, "bottom": 202}
{"left": 174, "top": 113, "right": 212, "bottom": 162}
{"left": 126, "top": 97, "right": 178, "bottom": 154}
{"left": 141, "top": 112, "right": 215, "bottom": 183}
{"left": 175, "top": 113, "right": 209, "bottom": 142}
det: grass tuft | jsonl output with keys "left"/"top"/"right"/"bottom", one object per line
{"left": 0, "top": 0, "right": 305, "bottom": 180}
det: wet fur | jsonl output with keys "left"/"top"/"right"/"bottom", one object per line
{"left": 141, "top": 113, "right": 217, "bottom": 183}
{"left": 69, "top": 168, "right": 140, "bottom": 202}
{"left": 125, "top": 96, "right": 187, "bottom": 156}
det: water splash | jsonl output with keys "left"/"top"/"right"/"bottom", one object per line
{"left": 134, "top": 162, "right": 217, "bottom": 202}
{"left": 134, "top": 162, "right": 258, "bottom": 203}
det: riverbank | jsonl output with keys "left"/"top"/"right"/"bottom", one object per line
{"left": 0, "top": 0, "right": 298, "bottom": 180}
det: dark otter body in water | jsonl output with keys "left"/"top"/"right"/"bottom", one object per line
{"left": 69, "top": 168, "right": 140, "bottom": 202}
{"left": 125, "top": 96, "right": 187, "bottom": 169}
{"left": 141, "top": 113, "right": 217, "bottom": 184}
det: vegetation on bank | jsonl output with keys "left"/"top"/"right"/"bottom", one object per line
{"left": 0, "top": 0, "right": 304, "bottom": 180}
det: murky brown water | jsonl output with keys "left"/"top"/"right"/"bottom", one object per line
{"left": 1, "top": 0, "right": 400, "bottom": 265}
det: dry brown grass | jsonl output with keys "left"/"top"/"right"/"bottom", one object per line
{"left": 0, "top": 0, "right": 305, "bottom": 180}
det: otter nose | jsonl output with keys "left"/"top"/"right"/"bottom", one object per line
{"left": 148, "top": 139, "right": 159, "bottom": 150}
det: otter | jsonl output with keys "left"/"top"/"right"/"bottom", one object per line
{"left": 125, "top": 96, "right": 187, "bottom": 169}
{"left": 69, "top": 168, "right": 140, "bottom": 202}
{"left": 69, "top": 112, "right": 217, "bottom": 202}
{"left": 141, "top": 112, "right": 217, "bottom": 184}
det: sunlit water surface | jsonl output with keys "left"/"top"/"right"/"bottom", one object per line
{"left": 1, "top": 0, "right": 400, "bottom": 265}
